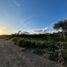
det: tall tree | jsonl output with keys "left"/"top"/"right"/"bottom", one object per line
{"left": 53, "top": 20, "right": 67, "bottom": 39}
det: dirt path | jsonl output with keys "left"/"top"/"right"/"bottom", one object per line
{"left": 0, "top": 39, "right": 64, "bottom": 67}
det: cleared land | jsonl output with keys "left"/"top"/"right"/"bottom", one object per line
{"left": 0, "top": 39, "right": 64, "bottom": 67}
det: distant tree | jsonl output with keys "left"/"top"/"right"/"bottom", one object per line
{"left": 53, "top": 20, "right": 67, "bottom": 39}
{"left": 18, "top": 30, "right": 21, "bottom": 35}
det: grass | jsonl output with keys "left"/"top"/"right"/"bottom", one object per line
{"left": 7, "top": 33, "right": 67, "bottom": 66}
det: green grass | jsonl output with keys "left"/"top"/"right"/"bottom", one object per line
{"left": 7, "top": 33, "right": 67, "bottom": 66}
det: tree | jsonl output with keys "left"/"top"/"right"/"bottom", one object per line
{"left": 18, "top": 30, "right": 21, "bottom": 35}
{"left": 53, "top": 20, "right": 67, "bottom": 39}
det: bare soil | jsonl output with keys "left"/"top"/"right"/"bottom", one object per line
{"left": 0, "top": 39, "right": 64, "bottom": 67}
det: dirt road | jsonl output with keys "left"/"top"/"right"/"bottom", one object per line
{"left": 0, "top": 39, "right": 64, "bottom": 67}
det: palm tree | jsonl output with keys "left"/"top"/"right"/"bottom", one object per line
{"left": 53, "top": 20, "right": 67, "bottom": 39}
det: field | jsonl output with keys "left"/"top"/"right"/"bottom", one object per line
{"left": 4, "top": 32, "right": 67, "bottom": 66}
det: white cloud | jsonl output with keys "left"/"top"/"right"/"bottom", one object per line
{"left": 19, "top": 16, "right": 33, "bottom": 29}
{"left": 13, "top": 0, "right": 21, "bottom": 7}
{"left": 30, "top": 27, "right": 52, "bottom": 34}
{"left": 15, "top": 16, "right": 33, "bottom": 32}
{"left": 20, "top": 16, "right": 32, "bottom": 23}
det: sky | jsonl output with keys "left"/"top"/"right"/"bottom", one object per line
{"left": 0, "top": 0, "right": 67, "bottom": 34}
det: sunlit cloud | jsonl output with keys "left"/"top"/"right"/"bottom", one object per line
{"left": 30, "top": 27, "right": 52, "bottom": 34}
{"left": 0, "top": 25, "right": 16, "bottom": 35}
{"left": 0, "top": 26, "right": 8, "bottom": 35}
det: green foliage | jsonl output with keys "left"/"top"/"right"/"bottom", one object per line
{"left": 8, "top": 33, "right": 67, "bottom": 66}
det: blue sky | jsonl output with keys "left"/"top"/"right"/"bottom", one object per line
{"left": 0, "top": 0, "right": 67, "bottom": 34}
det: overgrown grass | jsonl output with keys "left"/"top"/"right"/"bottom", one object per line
{"left": 8, "top": 33, "right": 67, "bottom": 66}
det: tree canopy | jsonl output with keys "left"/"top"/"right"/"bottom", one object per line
{"left": 53, "top": 20, "right": 67, "bottom": 30}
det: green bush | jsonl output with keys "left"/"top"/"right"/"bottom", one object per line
{"left": 8, "top": 33, "right": 67, "bottom": 66}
